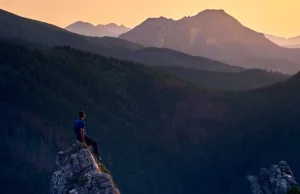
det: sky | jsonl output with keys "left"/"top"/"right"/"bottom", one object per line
{"left": 0, "top": 0, "right": 299, "bottom": 38}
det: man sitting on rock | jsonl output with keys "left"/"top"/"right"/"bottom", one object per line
{"left": 74, "top": 110, "right": 101, "bottom": 161}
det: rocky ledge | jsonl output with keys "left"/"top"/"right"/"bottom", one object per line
{"left": 50, "top": 141, "right": 120, "bottom": 194}
{"left": 247, "top": 161, "right": 299, "bottom": 194}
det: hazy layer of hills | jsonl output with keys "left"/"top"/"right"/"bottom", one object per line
{"left": 0, "top": 9, "right": 288, "bottom": 91}
{"left": 156, "top": 66, "right": 288, "bottom": 90}
{"left": 120, "top": 9, "right": 300, "bottom": 74}
{"left": 65, "top": 21, "right": 131, "bottom": 37}
{"left": 265, "top": 34, "right": 300, "bottom": 48}
{"left": 0, "top": 9, "right": 242, "bottom": 73}
{"left": 1, "top": 40, "right": 300, "bottom": 194}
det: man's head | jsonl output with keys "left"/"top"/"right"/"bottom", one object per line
{"left": 79, "top": 110, "right": 85, "bottom": 120}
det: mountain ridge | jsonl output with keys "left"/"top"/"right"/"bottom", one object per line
{"left": 156, "top": 66, "right": 288, "bottom": 90}
{"left": 120, "top": 9, "right": 300, "bottom": 74}
{"left": 0, "top": 8, "right": 247, "bottom": 73}
{"left": 265, "top": 34, "right": 300, "bottom": 48}
{"left": 65, "top": 21, "right": 131, "bottom": 37}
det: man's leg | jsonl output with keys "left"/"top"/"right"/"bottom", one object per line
{"left": 85, "top": 135, "right": 100, "bottom": 156}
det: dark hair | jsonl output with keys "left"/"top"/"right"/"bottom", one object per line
{"left": 79, "top": 110, "right": 85, "bottom": 118}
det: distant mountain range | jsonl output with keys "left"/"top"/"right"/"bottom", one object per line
{"left": 120, "top": 9, "right": 300, "bottom": 74}
{"left": 2, "top": 8, "right": 299, "bottom": 74}
{"left": 0, "top": 9, "right": 290, "bottom": 91}
{"left": 265, "top": 34, "right": 300, "bottom": 48}
{"left": 65, "top": 21, "right": 131, "bottom": 37}
{"left": 0, "top": 8, "right": 242, "bottom": 73}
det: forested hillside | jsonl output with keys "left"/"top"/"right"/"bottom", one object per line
{"left": 156, "top": 66, "right": 288, "bottom": 90}
{"left": 0, "top": 41, "right": 300, "bottom": 194}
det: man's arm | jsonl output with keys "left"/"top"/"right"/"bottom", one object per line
{"left": 80, "top": 128, "right": 87, "bottom": 146}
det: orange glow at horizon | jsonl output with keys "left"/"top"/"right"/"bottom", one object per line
{"left": 1, "top": 0, "right": 300, "bottom": 38}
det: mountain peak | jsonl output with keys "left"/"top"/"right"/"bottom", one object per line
{"left": 104, "top": 23, "right": 130, "bottom": 30}
{"left": 66, "top": 21, "right": 95, "bottom": 28}
{"left": 120, "top": 8, "right": 300, "bottom": 74}
{"left": 194, "top": 9, "right": 237, "bottom": 21}
{"left": 105, "top": 23, "right": 118, "bottom": 27}
{"left": 141, "top": 16, "right": 175, "bottom": 27}
{"left": 74, "top": 21, "right": 91, "bottom": 24}
{"left": 158, "top": 16, "right": 169, "bottom": 19}
{"left": 145, "top": 16, "right": 174, "bottom": 22}
{"left": 65, "top": 21, "right": 130, "bottom": 37}
{"left": 201, "top": 9, "right": 226, "bottom": 13}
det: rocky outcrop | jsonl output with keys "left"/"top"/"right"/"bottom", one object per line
{"left": 247, "top": 161, "right": 299, "bottom": 194}
{"left": 50, "top": 141, "right": 120, "bottom": 194}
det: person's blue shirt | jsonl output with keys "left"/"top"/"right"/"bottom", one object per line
{"left": 74, "top": 118, "right": 87, "bottom": 141}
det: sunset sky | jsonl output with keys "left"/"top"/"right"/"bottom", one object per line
{"left": 0, "top": 0, "right": 299, "bottom": 38}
